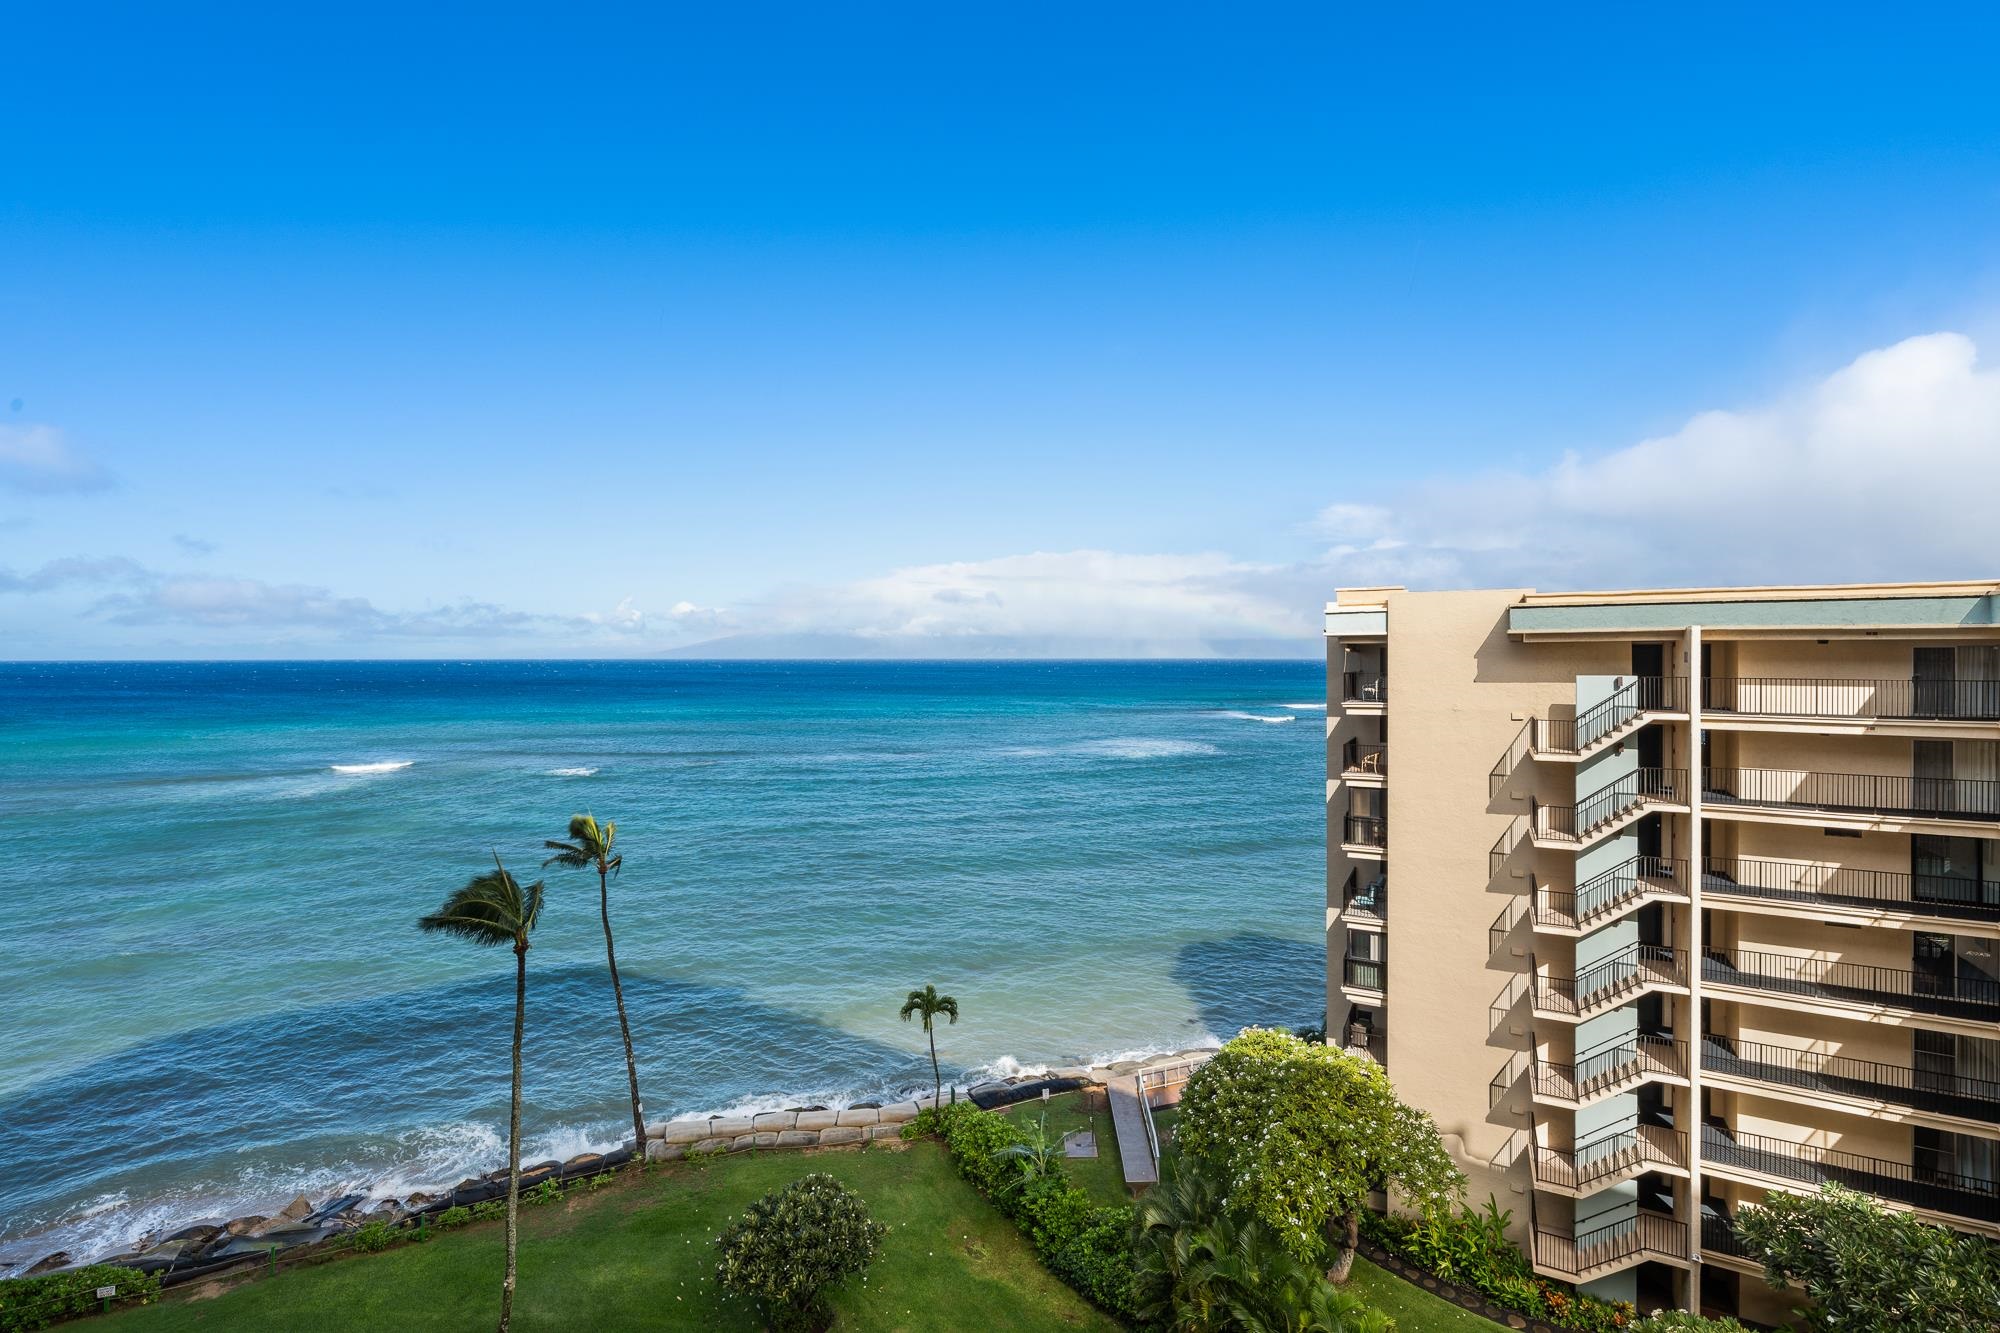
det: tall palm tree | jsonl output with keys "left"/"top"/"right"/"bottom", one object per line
{"left": 543, "top": 814, "right": 645, "bottom": 1155}
{"left": 419, "top": 855, "right": 545, "bottom": 1333}
{"left": 898, "top": 984, "right": 958, "bottom": 1105}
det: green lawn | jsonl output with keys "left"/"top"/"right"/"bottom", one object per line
{"left": 92, "top": 1142, "right": 1118, "bottom": 1332}
{"left": 994, "top": 1092, "right": 1131, "bottom": 1207}
{"left": 1344, "top": 1256, "right": 1498, "bottom": 1333}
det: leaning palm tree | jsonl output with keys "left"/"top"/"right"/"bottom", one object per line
{"left": 898, "top": 984, "right": 958, "bottom": 1105}
{"left": 419, "top": 855, "right": 545, "bottom": 1333}
{"left": 543, "top": 814, "right": 645, "bottom": 1155}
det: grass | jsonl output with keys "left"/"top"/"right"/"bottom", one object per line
{"left": 91, "top": 1142, "right": 1119, "bottom": 1332}
{"left": 1343, "top": 1256, "right": 1499, "bottom": 1333}
{"left": 993, "top": 1092, "right": 1130, "bottom": 1207}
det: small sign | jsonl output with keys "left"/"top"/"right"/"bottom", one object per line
{"left": 96, "top": 1286, "right": 116, "bottom": 1299}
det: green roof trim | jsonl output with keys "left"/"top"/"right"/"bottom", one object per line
{"left": 1511, "top": 594, "right": 2000, "bottom": 634}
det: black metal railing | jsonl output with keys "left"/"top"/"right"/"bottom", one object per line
{"left": 1342, "top": 737, "right": 1388, "bottom": 776}
{"left": 1490, "top": 817, "right": 1527, "bottom": 879}
{"left": 1702, "top": 1034, "right": 2000, "bottom": 1125}
{"left": 1341, "top": 869, "right": 1386, "bottom": 922}
{"left": 1342, "top": 814, "right": 1387, "bottom": 850}
{"left": 1548, "top": 676, "right": 1689, "bottom": 754}
{"left": 1702, "top": 948, "right": 2000, "bottom": 1020}
{"left": 1702, "top": 1124, "right": 2000, "bottom": 1224}
{"left": 1341, "top": 672, "right": 1387, "bottom": 705}
{"left": 1538, "top": 767, "right": 1684, "bottom": 841}
{"left": 1531, "top": 1116, "right": 1688, "bottom": 1191}
{"left": 1533, "top": 1208, "right": 1685, "bottom": 1280}
{"left": 1343, "top": 957, "right": 1385, "bottom": 992}
{"left": 1700, "top": 1212, "right": 1751, "bottom": 1260}
{"left": 1531, "top": 1033, "right": 1686, "bottom": 1104}
{"left": 1536, "top": 944, "right": 1686, "bottom": 1016}
{"left": 1490, "top": 720, "right": 1532, "bottom": 797}
{"left": 1704, "top": 676, "right": 2000, "bottom": 721}
{"left": 1700, "top": 856, "right": 2000, "bottom": 923}
{"left": 1537, "top": 856, "right": 1687, "bottom": 931}
{"left": 1702, "top": 766, "right": 2000, "bottom": 822}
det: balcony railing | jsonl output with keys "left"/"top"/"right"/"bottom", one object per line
{"left": 1702, "top": 947, "right": 2000, "bottom": 1021}
{"left": 1342, "top": 957, "right": 1385, "bottom": 993}
{"left": 1704, "top": 676, "right": 2000, "bottom": 721}
{"left": 1537, "top": 856, "right": 1687, "bottom": 932}
{"left": 1341, "top": 672, "right": 1387, "bottom": 705}
{"left": 1531, "top": 1116, "right": 1688, "bottom": 1192}
{"left": 1343, "top": 814, "right": 1387, "bottom": 850}
{"left": 1341, "top": 737, "right": 1388, "bottom": 777}
{"left": 1490, "top": 816, "right": 1527, "bottom": 879}
{"left": 1702, "top": 1034, "right": 2000, "bottom": 1125}
{"left": 1702, "top": 766, "right": 2000, "bottom": 823}
{"left": 1702, "top": 1124, "right": 2000, "bottom": 1224}
{"left": 1700, "top": 1212, "right": 1752, "bottom": 1260}
{"left": 1537, "top": 767, "right": 1684, "bottom": 842}
{"left": 1535, "top": 944, "right": 1688, "bottom": 1019}
{"left": 1534, "top": 676, "right": 1690, "bottom": 756}
{"left": 1341, "top": 869, "right": 1387, "bottom": 923}
{"left": 1701, "top": 856, "right": 2000, "bottom": 924}
{"left": 1532, "top": 1033, "right": 1687, "bottom": 1106}
{"left": 1533, "top": 1207, "right": 1686, "bottom": 1281}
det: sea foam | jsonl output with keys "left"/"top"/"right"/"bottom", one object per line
{"left": 329, "top": 761, "right": 414, "bottom": 775}
{"left": 546, "top": 767, "right": 598, "bottom": 777}
{"left": 1213, "top": 710, "right": 1297, "bottom": 724}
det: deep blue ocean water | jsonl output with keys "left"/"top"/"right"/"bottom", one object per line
{"left": 0, "top": 660, "right": 1324, "bottom": 1269}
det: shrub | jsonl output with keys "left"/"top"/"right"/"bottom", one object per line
{"left": 1048, "top": 1208, "right": 1136, "bottom": 1317}
{"left": 470, "top": 1199, "right": 505, "bottom": 1222}
{"left": 434, "top": 1205, "right": 472, "bottom": 1229}
{"left": 524, "top": 1179, "right": 562, "bottom": 1207}
{"left": 0, "top": 1265, "right": 162, "bottom": 1332}
{"left": 1631, "top": 1314, "right": 1753, "bottom": 1332}
{"left": 345, "top": 1219, "right": 399, "bottom": 1252}
{"left": 931, "top": 1102, "right": 1031, "bottom": 1199}
{"left": 1369, "top": 1198, "right": 1633, "bottom": 1331}
{"left": 714, "top": 1173, "right": 885, "bottom": 1333}
{"left": 1014, "top": 1175, "right": 1095, "bottom": 1258}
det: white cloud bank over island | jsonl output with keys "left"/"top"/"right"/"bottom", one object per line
{"left": 4, "top": 330, "right": 1998, "bottom": 656}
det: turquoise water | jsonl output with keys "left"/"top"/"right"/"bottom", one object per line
{"left": 0, "top": 660, "right": 1324, "bottom": 1269}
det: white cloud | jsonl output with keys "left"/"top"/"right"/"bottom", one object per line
{"left": 1316, "top": 331, "right": 2000, "bottom": 590}
{"left": 0, "top": 425, "right": 114, "bottom": 494}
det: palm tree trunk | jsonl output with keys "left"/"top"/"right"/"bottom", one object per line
{"left": 599, "top": 865, "right": 645, "bottom": 1154}
{"left": 501, "top": 944, "right": 526, "bottom": 1333}
{"left": 927, "top": 1022, "right": 941, "bottom": 1105}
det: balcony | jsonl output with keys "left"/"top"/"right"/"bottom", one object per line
{"left": 1701, "top": 1124, "right": 2000, "bottom": 1226}
{"left": 1341, "top": 672, "right": 1387, "bottom": 708}
{"left": 1342, "top": 957, "right": 1385, "bottom": 994}
{"left": 1702, "top": 856, "right": 2000, "bottom": 927}
{"left": 1535, "top": 767, "right": 1687, "bottom": 846}
{"left": 1530, "top": 1033, "right": 1688, "bottom": 1108}
{"left": 1701, "top": 948, "right": 2000, "bottom": 1024}
{"left": 1700, "top": 1212, "right": 1754, "bottom": 1262}
{"left": 1702, "top": 1034, "right": 2000, "bottom": 1127}
{"left": 1533, "top": 1207, "right": 1687, "bottom": 1282}
{"left": 1342, "top": 814, "right": 1387, "bottom": 854}
{"left": 1535, "top": 856, "right": 1690, "bottom": 935}
{"left": 1704, "top": 676, "right": 2000, "bottom": 722}
{"left": 1531, "top": 1116, "right": 1689, "bottom": 1195}
{"left": 1341, "top": 737, "right": 1387, "bottom": 780}
{"left": 1702, "top": 766, "right": 2000, "bottom": 826}
{"left": 1533, "top": 944, "right": 1689, "bottom": 1022}
{"left": 1339, "top": 869, "right": 1387, "bottom": 927}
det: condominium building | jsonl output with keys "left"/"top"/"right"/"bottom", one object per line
{"left": 1324, "top": 582, "right": 2000, "bottom": 1325}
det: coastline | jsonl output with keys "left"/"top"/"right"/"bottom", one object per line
{"left": 0, "top": 1039, "right": 1222, "bottom": 1279}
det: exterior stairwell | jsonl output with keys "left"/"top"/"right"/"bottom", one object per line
{"left": 1533, "top": 766, "right": 1686, "bottom": 850}
{"left": 1531, "top": 1119, "right": 1688, "bottom": 1195}
{"left": 1534, "top": 1208, "right": 1688, "bottom": 1282}
{"left": 1488, "top": 676, "right": 1689, "bottom": 797}
{"left": 1534, "top": 855, "right": 1690, "bottom": 935}
{"left": 1532, "top": 944, "right": 1689, "bottom": 1022}
{"left": 1527, "top": 1033, "right": 1688, "bottom": 1109}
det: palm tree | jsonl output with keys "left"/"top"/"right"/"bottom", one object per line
{"left": 898, "top": 984, "right": 958, "bottom": 1105}
{"left": 419, "top": 854, "right": 545, "bottom": 1333}
{"left": 992, "top": 1110, "right": 1066, "bottom": 1192}
{"left": 543, "top": 814, "right": 645, "bottom": 1155}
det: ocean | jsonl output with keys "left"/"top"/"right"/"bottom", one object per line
{"left": 0, "top": 659, "right": 1325, "bottom": 1271}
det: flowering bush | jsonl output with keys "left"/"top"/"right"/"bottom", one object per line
{"left": 714, "top": 1174, "right": 885, "bottom": 1333}
{"left": 1365, "top": 1203, "right": 1633, "bottom": 1331}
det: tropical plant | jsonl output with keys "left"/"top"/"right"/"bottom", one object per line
{"left": 1734, "top": 1183, "right": 2000, "bottom": 1333}
{"left": 992, "top": 1111, "right": 1067, "bottom": 1192}
{"left": 897, "top": 983, "right": 958, "bottom": 1105}
{"left": 1630, "top": 1314, "right": 1753, "bottom": 1332}
{"left": 1175, "top": 1028, "right": 1464, "bottom": 1282}
{"left": 418, "top": 854, "right": 545, "bottom": 1333}
{"left": 544, "top": 813, "right": 646, "bottom": 1154}
{"left": 714, "top": 1173, "right": 886, "bottom": 1333}
{"left": 0, "top": 1265, "right": 161, "bottom": 1332}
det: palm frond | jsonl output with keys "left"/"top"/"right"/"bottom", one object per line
{"left": 418, "top": 855, "right": 544, "bottom": 946}
{"left": 541, "top": 839, "right": 591, "bottom": 869}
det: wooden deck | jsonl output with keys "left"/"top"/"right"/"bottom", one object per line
{"left": 1106, "top": 1074, "right": 1158, "bottom": 1189}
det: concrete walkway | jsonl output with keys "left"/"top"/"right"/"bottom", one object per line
{"left": 1105, "top": 1074, "right": 1158, "bottom": 1189}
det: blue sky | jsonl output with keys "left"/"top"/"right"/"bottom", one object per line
{"left": 5, "top": 5, "right": 2000, "bottom": 657}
